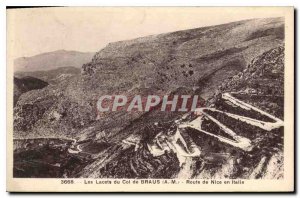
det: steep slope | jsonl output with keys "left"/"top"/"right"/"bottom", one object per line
{"left": 15, "top": 67, "right": 81, "bottom": 85}
{"left": 197, "top": 46, "right": 284, "bottom": 179}
{"left": 13, "top": 18, "right": 285, "bottom": 178}
{"left": 221, "top": 47, "right": 284, "bottom": 118}
{"left": 14, "top": 50, "right": 94, "bottom": 72}
{"left": 85, "top": 17, "right": 283, "bottom": 94}
{"left": 84, "top": 46, "right": 284, "bottom": 179}
{"left": 14, "top": 17, "right": 284, "bottom": 144}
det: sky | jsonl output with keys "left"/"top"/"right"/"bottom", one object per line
{"left": 7, "top": 7, "right": 287, "bottom": 59}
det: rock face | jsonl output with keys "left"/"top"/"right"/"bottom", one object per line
{"left": 89, "top": 46, "right": 284, "bottom": 179}
{"left": 14, "top": 50, "right": 94, "bottom": 72}
{"left": 83, "top": 18, "right": 283, "bottom": 93}
{"left": 13, "top": 18, "right": 285, "bottom": 179}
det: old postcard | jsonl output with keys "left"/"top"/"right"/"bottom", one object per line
{"left": 6, "top": 7, "right": 294, "bottom": 192}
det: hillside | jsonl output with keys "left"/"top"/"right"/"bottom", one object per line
{"left": 14, "top": 50, "right": 94, "bottom": 72}
{"left": 14, "top": 17, "right": 284, "bottom": 138}
{"left": 15, "top": 67, "right": 81, "bottom": 85}
{"left": 85, "top": 18, "right": 283, "bottom": 93}
{"left": 13, "top": 18, "right": 285, "bottom": 178}
{"left": 80, "top": 46, "right": 284, "bottom": 179}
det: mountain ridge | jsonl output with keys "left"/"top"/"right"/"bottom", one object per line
{"left": 14, "top": 17, "right": 284, "bottom": 141}
{"left": 13, "top": 17, "right": 285, "bottom": 179}
{"left": 14, "top": 50, "right": 95, "bottom": 72}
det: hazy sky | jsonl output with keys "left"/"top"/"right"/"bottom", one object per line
{"left": 7, "top": 7, "right": 287, "bottom": 59}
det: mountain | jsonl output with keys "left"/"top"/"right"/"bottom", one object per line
{"left": 13, "top": 18, "right": 285, "bottom": 179}
{"left": 14, "top": 67, "right": 81, "bottom": 105}
{"left": 15, "top": 66, "right": 81, "bottom": 85}
{"left": 217, "top": 46, "right": 284, "bottom": 119}
{"left": 14, "top": 50, "right": 95, "bottom": 72}
{"left": 14, "top": 17, "right": 284, "bottom": 137}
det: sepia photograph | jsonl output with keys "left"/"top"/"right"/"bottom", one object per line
{"left": 6, "top": 7, "right": 294, "bottom": 192}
